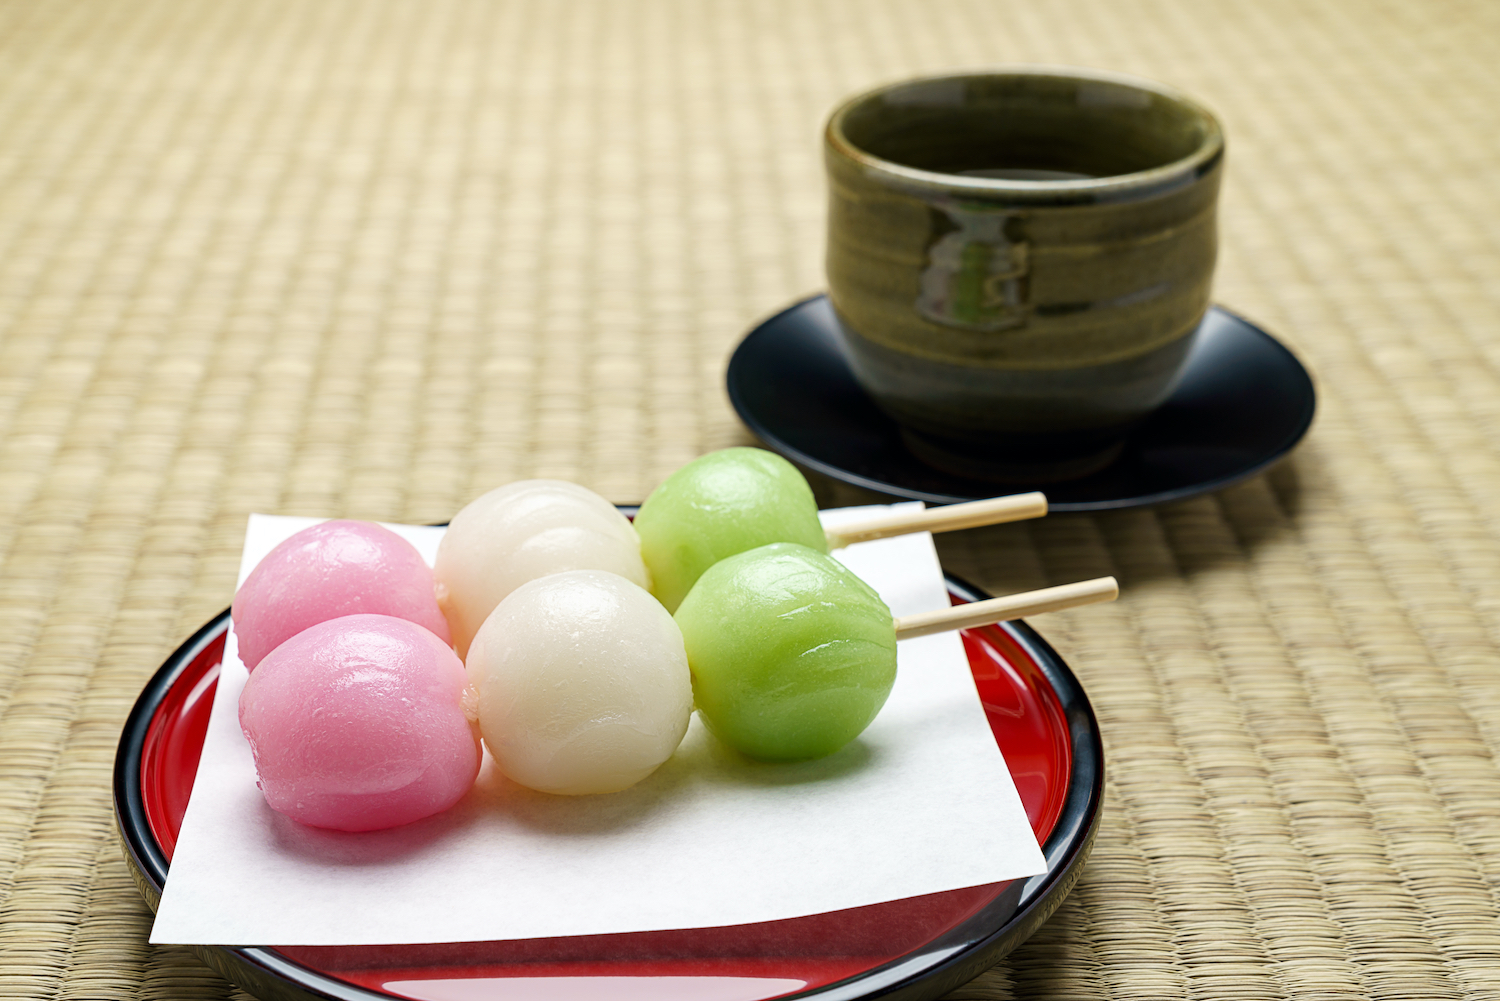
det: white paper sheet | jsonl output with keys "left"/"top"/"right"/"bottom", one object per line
{"left": 151, "top": 508, "right": 1046, "bottom": 946}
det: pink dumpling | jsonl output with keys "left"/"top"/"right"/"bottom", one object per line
{"left": 233, "top": 519, "right": 451, "bottom": 670}
{"left": 238, "top": 614, "right": 481, "bottom": 832}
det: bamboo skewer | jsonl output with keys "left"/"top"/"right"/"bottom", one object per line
{"left": 894, "top": 576, "right": 1119, "bottom": 640}
{"left": 825, "top": 492, "right": 1048, "bottom": 549}
{"left": 820, "top": 491, "right": 1115, "bottom": 639}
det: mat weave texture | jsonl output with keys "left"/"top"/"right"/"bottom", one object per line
{"left": 1, "top": 0, "right": 1499, "bottom": 998}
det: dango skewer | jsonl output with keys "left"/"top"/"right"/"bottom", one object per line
{"left": 676, "top": 539, "right": 1115, "bottom": 763}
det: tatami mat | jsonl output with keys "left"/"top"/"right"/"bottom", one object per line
{"left": 1, "top": 0, "right": 1498, "bottom": 997}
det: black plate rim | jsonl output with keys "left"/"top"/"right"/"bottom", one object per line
{"left": 114, "top": 578, "right": 1102, "bottom": 1001}
{"left": 726, "top": 294, "right": 1316, "bottom": 512}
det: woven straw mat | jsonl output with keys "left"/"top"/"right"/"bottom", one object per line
{"left": 1, "top": 0, "right": 1499, "bottom": 998}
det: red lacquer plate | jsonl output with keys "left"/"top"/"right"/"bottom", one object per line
{"left": 114, "top": 576, "right": 1102, "bottom": 1001}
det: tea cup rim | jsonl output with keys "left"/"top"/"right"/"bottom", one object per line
{"left": 824, "top": 65, "right": 1225, "bottom": 206}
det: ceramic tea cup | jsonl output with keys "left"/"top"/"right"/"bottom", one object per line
{"left": 824, "top": 67, "right": 1224, "bottom": 481}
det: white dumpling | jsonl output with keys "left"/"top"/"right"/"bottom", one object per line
{"left": 435, "top": 480, "right": 650, "bottom": 657}
{"left": 466, "top": 570, "right": 692, "bottom": 795}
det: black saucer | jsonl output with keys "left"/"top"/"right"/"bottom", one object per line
{"left": 727, "top": 296, "right": 1316, "bottom": 511}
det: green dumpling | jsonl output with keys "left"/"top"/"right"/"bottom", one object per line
{"left": 634, "top": 448, "right": 828, "bottom": 613}
{"left": 674, "top": 542, "right": 897, "bottom": 761}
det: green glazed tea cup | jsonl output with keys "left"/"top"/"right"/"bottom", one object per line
{"left": 824, "top": 67, "right": 1224, "bottom": 481}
